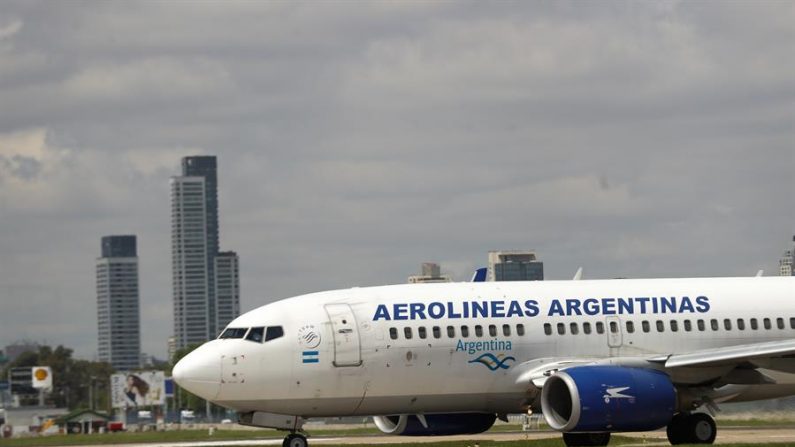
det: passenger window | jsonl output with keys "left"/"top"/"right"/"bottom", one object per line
{"left": 557, "top": 323, "right": 566, "bottom": 335}
{"left": 684, "top": 320, "right": 692, "bottom": 332}
{"left": 544, "top": 323, "right": 552, "bottom": 336}
{"left": 724, "top": 319, "right": 732, "bottom": 330}
{"left": 656, "top": 320, "right": 664, "bottom": 332}
{"left": 737, "top": 319, "right": 745, "bottom": 331}
{"left": 670, "top": 320, "right": 678, "bottom": 332}
{"left": 219, "top": 327, "right": 248, "bottom": 339}
{"left": 609, "top": 321, "right": 618, "bottom": 334}
{"left": 517, "top": 324, "right": 525, "bottom": 336}
{"left": 432, "top": 326, "right": 441, "bottom": 339}
{"left": 246, "top": 327, "right": 264, "bottom": 342}
{"left": 711, "top": 319, "right": 719, "bottom": 331}
{"left": 503, "top": 324, "right": 511, "bottom": 336}
{"left": 418, "top": 327, "right": 427, "bottom": 339}
{"left": 764, "top": 318, "right": 772, "bottom": 330}
{"left": 460, "top": 325, "right": 470, "bottom": 338}
{"left": 697, "top": 319, "right": 705, "bottom": 331}
{"left": 642, "top": 321, "right": 650, "bottom": 333}
{"left": 447, "top": 326, "right": 455, "bottom": 338}
{"left": 790, "top": 317, "right": 795, "bottom": 329}
{"left": 583, "top": 322, "right": 592, "bottom": 334}
{"left": 596, "top": 322, "right": 605, "bottom": 334}
{"left": 265, "top": 326, "right": 284, "bottom": 342}
{"left": 404, "top": 327, "right": 413, "bottom": 339}
{"left": 751, "top": 318, "right": 758, "bottom": 330}
{"left": 389, "top": 327, "right": 398, "bottom": 340}
{"left": 626, "top": 321, "right": 635, "bottom": 334}
{"left": 489, "top": 325, "right": 497, "bottom": 337}
{"left": 475, "top": 325, "right": 484, "bottom": 337}
{"left": 777, "top": 318, "right": 785, "bottom": 330}
{"left": 570, "top": 323, "right": 579, "bottom": 335}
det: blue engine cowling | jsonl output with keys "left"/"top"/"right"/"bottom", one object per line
{"left": 540, "top": 366, "right": 675, "bottom": 432}
{"left": 373, "top": 413, "right": 496, "bottom": 436}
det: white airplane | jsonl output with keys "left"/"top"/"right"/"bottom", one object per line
{"left": 174, "top": 276, "right": 795, "bottom": 447}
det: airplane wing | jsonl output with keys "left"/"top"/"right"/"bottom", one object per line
{"left": 518, "top": 339, "right": 795, "bottom": 390}
{"left": 651, "top": 339, "right": 795, "bottom": 369}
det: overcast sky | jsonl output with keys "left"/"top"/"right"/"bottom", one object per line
{"left": 0, "top": 1, "right": 793, "bottom": 360}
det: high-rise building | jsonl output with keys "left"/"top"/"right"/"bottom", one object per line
{"left": 488, "top": 250, "right": 544, "bottom": 281}
{"left": 171, "top": 175, "right": 211, "bottom": 348}
{"left": 780, "top": 236, "right": 795, "bottom": 277}
{"left": 215, "top": 251, "right": 240, "bottom": 332}
{"left": 171, "top": 156, "right": 239, "bottom": 349}
{"left": 167, "top": 336, "right": 177, "bottom": 364}
{"left": 97, "top": 235, "right": 141, "bottom": 371}
{"left": 182, "top": 157, "right": 220, "bottom": 338}
{"left": 408, "top": 262, "right": 452, "bottom": 283}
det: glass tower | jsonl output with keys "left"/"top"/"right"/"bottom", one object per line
{"left": 182, "top": 156, "right": 220, "bottom": 338}
{"left": 171, "top": 156, "right": 239, "bottom": 349}
{"left": 97, "top": 235, "right": 141, "bottom": 370}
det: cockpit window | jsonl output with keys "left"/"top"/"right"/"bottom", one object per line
{"left": 219, "top": 327, "right": 248, "bottom": 339}
{"left": 265, "top": 326, "right": 284, "bottom": 342}
{"left": 246, "top": 327, "right": 264, "bottom": 343}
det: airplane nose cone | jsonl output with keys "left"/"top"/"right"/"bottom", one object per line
{"left": 173, "top": 344, "right": 221, "bottom": 401}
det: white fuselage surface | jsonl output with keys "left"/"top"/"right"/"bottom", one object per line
{"left": 175, "top": 277, "right": 795, "bottom": 419}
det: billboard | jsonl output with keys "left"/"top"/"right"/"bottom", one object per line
{"left": 111, "top": 371, "right": 165, "bottom": 408}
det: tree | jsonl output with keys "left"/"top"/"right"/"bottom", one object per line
{"left": 1, "top": 345, "right": 114, "bottom": 411}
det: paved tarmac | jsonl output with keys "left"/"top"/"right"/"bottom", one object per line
{"left": 58, "top": 427, "right": 795, "bottom": 446}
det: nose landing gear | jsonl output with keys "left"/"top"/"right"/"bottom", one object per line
{"left": 283, "top": 432, "right": 308, "bottom": 447}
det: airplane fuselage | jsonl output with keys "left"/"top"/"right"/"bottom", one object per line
{"left": 177, "top": 277, "right": 795, "bottom": 418}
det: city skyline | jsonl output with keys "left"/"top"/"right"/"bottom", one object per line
{"left": 0, "top": 3, "right": 792, "bottom": 360}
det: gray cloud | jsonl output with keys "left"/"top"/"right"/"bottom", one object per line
{"left": 0, "top": 1, "right": 792, "bottom": 359}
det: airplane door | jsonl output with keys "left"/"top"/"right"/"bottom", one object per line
{"left": 325, "top": 303, "right": 362, "bottom": 367}
{"left": 606, "top": 316, "right": 622, "bottom": 348}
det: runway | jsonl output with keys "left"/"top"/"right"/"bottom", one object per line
{"left": 58, "top": 427, "right": 795, "bottom": 446}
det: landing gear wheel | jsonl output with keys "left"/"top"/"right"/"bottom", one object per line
{"left": 688, "top": 413, "right": 717, "bottom": 444}
{"left": 666, "top": 413, "right": 689, "bottom": 445}
{"left": 667, "top": 413, "right": 716, "bottom": 445}
{"left": 283, "top": 433, "right": 308, "bottom": 447}
{"left": 562, "top": 432, "right": 611, "bottom": 446}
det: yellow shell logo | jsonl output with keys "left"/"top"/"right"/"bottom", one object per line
{"left": 34, "top": 368, "right": 48, "bottom": 381}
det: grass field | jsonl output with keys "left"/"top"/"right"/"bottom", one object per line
{"left": 3, "top": 435, "right": 795, "bottom": 447}
{"left": 1, "top": 421, "right": 795, "bottom": 447}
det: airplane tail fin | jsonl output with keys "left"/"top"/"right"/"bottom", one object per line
{"left": 471, "top": 268, "right": 487, "bottom": 282}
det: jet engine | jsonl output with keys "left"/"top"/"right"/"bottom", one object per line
{"left": 541, "top": 366, "right": 676, "bottom": 432}
{"left": 373, "top": 413, "right": 496, "bottom": 436}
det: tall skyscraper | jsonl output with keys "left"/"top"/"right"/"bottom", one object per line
{"left": 487, "top": 250, "right": 544, "bottom": 281}
{"left": 780, "top": 236, "right": 795, "bottom": 277}
{"left": 408, "top": 262, "right": 452, "bottom": 283}
{"left": 171, "top": 156, "right": 240, "bottom": 349}
{"left": 215, "top": 251, "right": 240, "bottom": 331}
{"left": 97, "top": 235, "right": 141, "bottom": 370}
{"left": 182, "top": 156, "right": 220, "bottom": 339}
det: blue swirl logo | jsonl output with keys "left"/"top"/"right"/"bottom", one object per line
{"left": 468, "top": 353, "right": 515, "bottom": 371}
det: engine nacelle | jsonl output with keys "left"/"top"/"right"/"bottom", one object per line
{"left": 541, "top": 366, "right": 675, "bottom": 432}
{"left": 373, "top": 413, "right": 496, "bottom": 436}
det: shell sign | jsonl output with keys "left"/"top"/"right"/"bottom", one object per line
{"left": 32, "top": 366, "right": 53, "bottom": 389}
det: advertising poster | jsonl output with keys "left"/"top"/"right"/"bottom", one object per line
{"left": 110, "top": 371, "right": 165, "bottom": 408}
